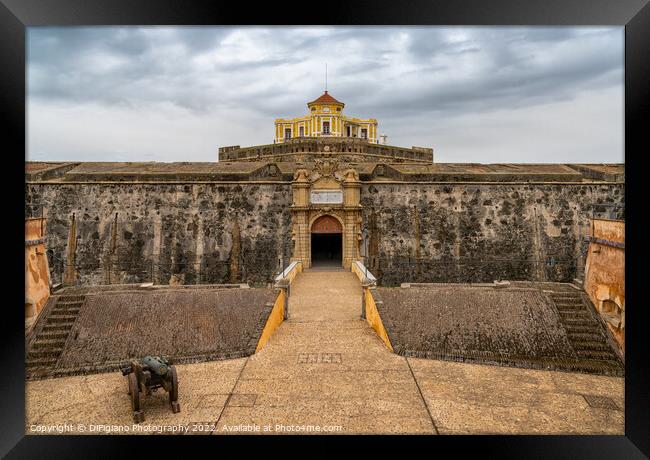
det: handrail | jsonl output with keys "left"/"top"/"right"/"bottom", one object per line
{"left": 352, "top": 260, "right": 377, "bottom": 284}
{"left": 272, "top": 261, "right": 302, "bottom": 319}
{"left": 274, "top": 261, "right": 300, "bottom": 283}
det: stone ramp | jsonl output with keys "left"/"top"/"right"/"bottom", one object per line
{"left": 288, "top": 271, "right": 362, "bottom": 322}
{"left": 26, "top": 286, "right": 276, "bottom": 380}
{"left": 377, "top": 283, "right": 623, "bottom": 376}
{"left": 215, "top": 271, "right": 436, "bottom": 434}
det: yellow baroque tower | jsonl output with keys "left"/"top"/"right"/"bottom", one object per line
{"left": 274, "top": 91, "right": 378, "bottom": 144}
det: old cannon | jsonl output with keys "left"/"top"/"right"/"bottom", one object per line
{"left": 120, "top": 355, "right": 180, "bottom": 423}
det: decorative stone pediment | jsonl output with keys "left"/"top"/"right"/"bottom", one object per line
{"left": 312, "top": 176, "right": 340, "bottom": 190}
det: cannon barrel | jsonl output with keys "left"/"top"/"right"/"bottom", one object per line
{"left": 141, "top": 356, "right": 169, "bottom": 376}
{"left": 120, "top": 363, "right": 133, "bottom": 376}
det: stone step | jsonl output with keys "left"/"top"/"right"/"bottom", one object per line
{"left": 55, "top": 299, "right": 84, "bottom": 305}
{"left": 551, "top": 293, "right": 582, "bottom": 299}
{"left": 558, "top": 311, "right": 591, "bottom": 320}
{"left": 46, "top": 315, "right": 77, "bottom": 324}
{"left": 575, "top": 349, "right": 617, "bottom": 360}
{"left": 58, "top": 295, "right": 85, "bottom": 302}
{"left": 562, "top": 318, "right": 594, "bottom": 326}
{"left": 25, "top": 357, "right": 58, "bottom": 368}
{"left": 554, "top": 300, "right": 585, "bottom": 306}
{"left": 564, "top": 324, "right": 601, "bottom": 334}
{"left": 50, "top": 309, "right": 80, "bottom": 316}
{"left": 555, "top": 304, "right": 584, "bottom": 311}
{"left": 27, "top": 350, "right": 61, "bottom": 359}
{"left": 39, "top": 331, "right": 68, "bottom": 340}
{"left": 554, "top": 302, "right": 584, "bottom": 306}
{"left": 32, "top": 339, "right": 67, "bottom": 349}
{"left": 42, "top": 324, "right": 73, "bottom": 332}
{"left": 570, "top": 341, "right": 611, "bottom": 352}
{"left": 54, "top": 303, "right": 83, "bottom": 310}
{"left": 567, "top": 331, "right": 604, "bottom": 341}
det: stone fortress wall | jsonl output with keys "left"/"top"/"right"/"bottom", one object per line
{"left": 362, "top": 182, "right": 624, "bottom": 285}
{"left": 25, "top": 181, "right": 293, "bottom": 287}
{"left": 25, "top": 156, "right": 624, "bottom": 288}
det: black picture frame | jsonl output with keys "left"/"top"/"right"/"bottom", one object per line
{"left": 3, "top": 0, "right": 648, "bottom": 457}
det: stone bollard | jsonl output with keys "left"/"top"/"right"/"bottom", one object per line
{"left": 361, "top": 278, "right": 375, "bottom": 320}
{"left": 275, "top": 279, "right": 290, "bottom": 320}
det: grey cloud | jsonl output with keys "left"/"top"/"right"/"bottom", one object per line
{"left": 27, "top": 26, "right": 623, "bottom": 163}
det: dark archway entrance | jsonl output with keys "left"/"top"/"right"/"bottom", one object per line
{"left": 311, "top": 215, "right": 343, "bottom": 268}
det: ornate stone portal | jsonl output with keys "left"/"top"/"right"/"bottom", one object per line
{"left": 290, "top": 160, "right": 362, "bottom": 269}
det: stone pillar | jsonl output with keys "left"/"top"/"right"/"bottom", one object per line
{"left": 103, "top": 212, "right": 119, "bottom": 285}
{"left": 368, "top": 208, "right": 381, "bottom": 275}
{"left": 195, "top": 216, "right": 204, "bottom": 284}
{"left": 229, "top": 221, "right": 241, "bottom": 283}
{"left": 291, "top": 169, "right": 311, "bottom": 267}
{"left": 342, "top": 169, "right": 362, "bottom": 269}
{"left": 152, "top": 214, "right": 161, "bottom": 284}
{"left": 413, "top": 206, "right": 422, "bottom": 277}
{"left": 64, "top": 213, "right": 77, "bottom": 285}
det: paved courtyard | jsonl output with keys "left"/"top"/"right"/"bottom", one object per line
{"left": 26, "top": 272, "right": 623, "bottom": 435}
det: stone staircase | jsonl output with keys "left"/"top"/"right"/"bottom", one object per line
{"left": 549, "top": 291, "right": 623, "bottom": 374}
{"left": 26, "top": 294, "right": 85, "bottom": 377}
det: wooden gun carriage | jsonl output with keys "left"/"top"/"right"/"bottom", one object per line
{"left": 121, "top": 356, "right": 180, "bottom": 423}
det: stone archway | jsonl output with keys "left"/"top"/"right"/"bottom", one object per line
{"left": 310, "top": 215, "right": 343, "bottom": 268}
{"left": 290, "top": 166, "right": 362, "bottom": 269}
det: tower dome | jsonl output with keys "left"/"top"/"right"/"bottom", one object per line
{"left": 307, "top": 91, "right": 344, "bottom": 109}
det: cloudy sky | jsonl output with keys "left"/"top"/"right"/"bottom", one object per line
{"left": 27, "top": 27, "right": 624, "bottom": 163}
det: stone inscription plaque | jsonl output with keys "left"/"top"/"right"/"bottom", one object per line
{"left": 310, "top": 190, "right": 343, "bottom": 204}
{"left": 297, "top": 353, "right": 342, "bottom": 364}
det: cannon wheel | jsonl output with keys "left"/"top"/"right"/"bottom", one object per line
{"left": 128, "top": 373, "right": 140, "bottom": 411}
{"left": 169, "top": 366, "right": 180, "bottom": 413}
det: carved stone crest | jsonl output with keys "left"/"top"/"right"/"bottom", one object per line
{"left": 314, "top": 159, "right": 339, "bottom": 177}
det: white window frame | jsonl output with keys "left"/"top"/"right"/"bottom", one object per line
{"left": 361, "top": 127, "right": 368, "bottom": 139}
{"left": 322, "top": 119, "right": 331, "bottom": 135}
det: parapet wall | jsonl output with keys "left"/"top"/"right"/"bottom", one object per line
{"left": 218, "top": 137, "right": 433, "bottom": 163}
